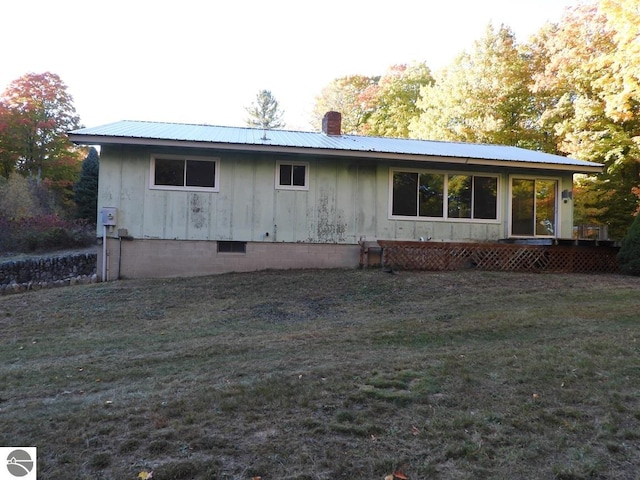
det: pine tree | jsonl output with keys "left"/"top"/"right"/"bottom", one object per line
{"left": 74, "top": 147, "right": 99, "bottom": 221}
{"left": 245, "top": 90, "right": 285, "bottom": 129}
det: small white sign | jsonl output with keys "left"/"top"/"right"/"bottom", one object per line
{"left": 0, "top": 448, "right": 36, "bottom": 480}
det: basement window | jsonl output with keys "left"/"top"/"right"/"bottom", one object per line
{"left": 217, "top": 241, "right": 246, "bottom": 254}
{"left": 276, "top": 161, "right": 308, "bottom": 190}
{"left": 150, "top": 155, "right": 219, "bottom": 192}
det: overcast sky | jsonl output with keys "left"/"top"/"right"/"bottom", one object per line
{"left": 2, "top": 0, "right": 583, "bottom": 131}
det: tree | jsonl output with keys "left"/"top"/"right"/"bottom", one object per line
{"left": 0, "top": 172, "right": 37, "bottom": 219}
{"left": 245, "top": 90, "right": 285, "bottom": 129}
{"left": 364, "top": 63, "right": 433, "bottom": 138}
{"left": 0, "top": 72, "right": 82, "bottom": 181}
{"left": 0, "top": 102, "right": 16, "bottom": 177}
{"left": 312, "top": 75, "right": 379, "bottom": 134}
{"left": 74, "top": 147, "right": 99, "bottom": 221}
{"left": 410, "top": 24, "right": 549, "bottom": 151}
{"left": 0, "top": 171, "right": 59, "bottom": 220}
{"left": 528, "top": 3, "right": 640, "bottom": 239}
{"left": 617, "top": 212, "right": 640, "bottom": 275}
{"left": 311, "top": 63, "right": 432, "bottom": 138}
{"left": 572, "top": 174, "right": 610, "bottom": 227}
{"left": 595, "top": 0, "right": 640, "bottom": 124}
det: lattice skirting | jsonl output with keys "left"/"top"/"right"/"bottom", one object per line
{"left": 376, "top": 241, "right": 619, "bottom": 273}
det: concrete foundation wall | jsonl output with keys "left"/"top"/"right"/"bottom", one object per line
{"left": 99, "top": 238, "right": 361, "bottom": 279}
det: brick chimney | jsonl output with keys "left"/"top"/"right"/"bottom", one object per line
{"left": 322, "top": 111, "right": 342, "bottom": 136}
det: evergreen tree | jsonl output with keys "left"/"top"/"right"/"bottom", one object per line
{"left": 617, "top": 213, "right": 640, "bottom": 275}
{"left": 245, "top": 90, "right": 285, "bottom": 129}
{"left": 74, "top": 147, "right": 99, "bottom": 221}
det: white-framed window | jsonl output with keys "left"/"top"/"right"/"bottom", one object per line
{"left": 389, "top": 169, "right": 499, "bottom": 221}
{"left": 276, "top": 161, "right": 309, "bottom": 190}
{"left": 510, "top": 176, "right": 558, "bottom": 237}
{"left": 150, "top": 155, "right": 219, "bottom": 192}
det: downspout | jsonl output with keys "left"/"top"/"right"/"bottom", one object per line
{"left": 102, "top": 224, "right": 107, "bottom": 282}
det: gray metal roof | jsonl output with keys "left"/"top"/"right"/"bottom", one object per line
{"left": 68, "top": 120, "right": 603, "bottom": 173}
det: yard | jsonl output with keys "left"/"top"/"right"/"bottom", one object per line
{"left": 1, "top": 269, "right": 639, "bottom": 479}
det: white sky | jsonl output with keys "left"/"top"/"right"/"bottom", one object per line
{"left": 2, "top": 0, "right": 583, "bottom": 131}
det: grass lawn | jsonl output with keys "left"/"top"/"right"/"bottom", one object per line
{"left": 1, "top": 269, "right": 639, "bottom": 479}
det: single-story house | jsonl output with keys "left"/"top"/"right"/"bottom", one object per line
{"left": 68, "top": 111, "right": 603, "bottom": 279}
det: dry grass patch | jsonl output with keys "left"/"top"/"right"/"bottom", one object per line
{"left": 1, "top": 269, "right": 639, "bottom": 479}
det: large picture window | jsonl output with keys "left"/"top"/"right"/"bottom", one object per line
{"left": 151, "top": 156, "right": 219, "bottom": 191}
{"left": 391, "top": 170, "right": 498, "bottom": 220}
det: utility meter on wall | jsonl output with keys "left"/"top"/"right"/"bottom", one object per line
{"left": 100, "top": 207, "right": 117, "bottom": 226}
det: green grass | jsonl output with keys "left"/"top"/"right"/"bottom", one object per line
{"left": 1, "top": 269, "right": 639, "bottom": 479}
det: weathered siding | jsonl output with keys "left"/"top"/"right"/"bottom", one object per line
{"left": 97, "top": 146, "right": 575, "bottom": 245}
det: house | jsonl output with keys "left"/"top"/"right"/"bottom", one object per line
{"left": 68, "top": 111, "right": 603, "bottom": 279}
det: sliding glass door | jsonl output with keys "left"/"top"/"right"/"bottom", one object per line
{"left": 511, "top": 178, "right": 557, "bottom": 237}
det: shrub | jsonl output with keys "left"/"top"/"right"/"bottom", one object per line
{"left": 617, "top": 213, "right": 640, "bottom": 275}
{"left": 0, "top": 173, "right": 37, "bottom": 219}
{"left": 0, "top": 173, "right": 60, "bottom": 219}
{"left": 0, "top": 215, "right": 95, "bottom": 254}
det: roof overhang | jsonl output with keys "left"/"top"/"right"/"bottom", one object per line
{"left": 68, "top": 133, "right": 604, "bottom": 175}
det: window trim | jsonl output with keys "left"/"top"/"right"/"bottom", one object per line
{"left": 275, "top": 160, "right": 309, "bottom": 191}
{"left": 388, "top": 168, "right": 500, "bottom": 223}
{"left": 150, "top": 154, "right": 220, "bottom": 192}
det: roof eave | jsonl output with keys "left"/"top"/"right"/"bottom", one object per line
{"left": 68, "top": 134, "right": 603, "bottom": 174}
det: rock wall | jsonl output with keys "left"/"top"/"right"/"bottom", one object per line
{"left": 0, "top": 252, "right": 98, "bottom": 295}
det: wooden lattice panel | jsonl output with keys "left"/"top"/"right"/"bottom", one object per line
{"left": 376, "top": 241, "right": 619, "bottom": 274}
{"left": 545, "top": 246, "right": 619, "bottom": 273}
{"left": 473, "top": 245, "right": 550, "bottom": 271}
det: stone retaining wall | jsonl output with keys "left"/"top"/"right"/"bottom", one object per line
{"left": 0, "top": 252, "right": 98, "bottom": 295}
